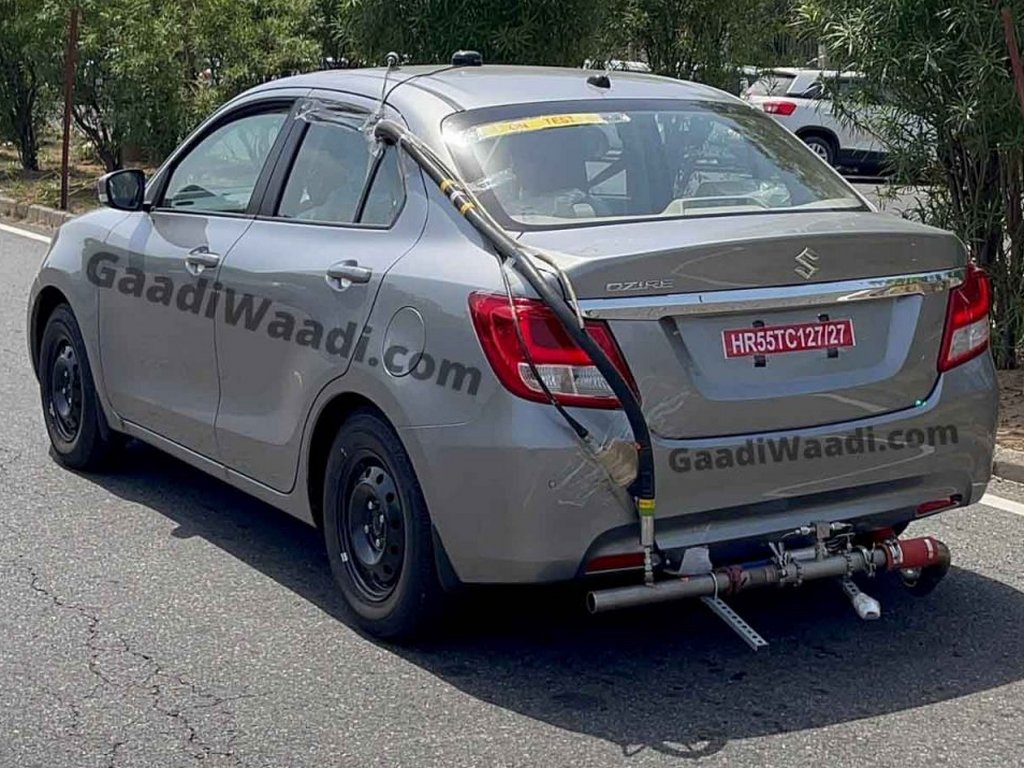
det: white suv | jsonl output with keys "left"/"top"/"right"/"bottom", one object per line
{"left": 742, "top": 68, "right": 887, "bottom": 174}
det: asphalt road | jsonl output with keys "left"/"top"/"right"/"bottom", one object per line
{"left": 2, "top": 224, "right": 1024, "bottom": 768}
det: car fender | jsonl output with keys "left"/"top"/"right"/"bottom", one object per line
{"left": 29, "top": 208, "right": 133, "bottom": 433}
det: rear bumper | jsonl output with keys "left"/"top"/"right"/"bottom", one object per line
{"left": 402, "top": 353, "right": 997, "bottom": 584}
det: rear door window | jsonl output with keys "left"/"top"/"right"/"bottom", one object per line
{"left": 278, "top": 118, "right": 405, "bottom": 227}
{"left": 360, "top": 148, "right": 406, "bottom": 226}
{"left": 278, "top": 121, "right": 372, "bottom": 224}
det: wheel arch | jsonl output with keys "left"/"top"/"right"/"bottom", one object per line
{"left": 303, "top": 389, "right": 461, "bottom": 590}
{"left": 30, "top": 285, "right": 72, "bottom": 377}
{"left": 305, "top": 391, "right": 387, "bottom": 530}
{"left": 795, "top": 126, "right": 840, "bottom": 154}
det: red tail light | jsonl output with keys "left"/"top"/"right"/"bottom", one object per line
{"left": 585, "top": 552, "right": 646, "bottom": 573}
{"left": 468, "top": 292, "right": 637, "bottom": 409}
{"left": 915, "top": 495, "right": 961, "bottom": 517}
{"left": 938, "top": 263, "right": 991, "bottom": 372}
{"left": 761, "top": 100, "right": 797, "bottom": 116}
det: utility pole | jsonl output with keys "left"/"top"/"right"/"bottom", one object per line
{"left": 59, "top": 5, "right": 80, "bottom": 212}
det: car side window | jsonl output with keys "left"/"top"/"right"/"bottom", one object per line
{"left": 798, "top": 82, "right": 824, "bottom": 100}
{"left": 162, "top": 111, "right": 287, "bottom": 213}
{"left": 278, "top": 119, "right": 391, "bottom": 225}
{"left": 359, "top": 147, "right": 406, "bottom": 226}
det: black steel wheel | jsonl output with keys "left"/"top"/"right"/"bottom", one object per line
{"left": 322, "top": 408, "right": 448, "bottom": 639}
{"left": 48, "top": 339, "right": 82, "bottom": 443}
{"left": 38, "top": 303, "right": 120, "bottom": 470}
{"left": 341, "top": 458, "right": 406, "bottom": 602}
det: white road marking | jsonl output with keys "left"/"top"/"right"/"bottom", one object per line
{"left": 0, "top": 222, "right": 52, "bottom": 244}
{"left": 980, "top": 493, "right": 1024, "bottom": 517}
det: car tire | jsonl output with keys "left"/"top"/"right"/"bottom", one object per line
{"left": 803, "top": 134, "right": 837, "bottom": 166}
{"left": 38, "top": 303, "right": 120, "bottom": 471}
{"left": 322, "top": 408, "right": 447, "bottom": 639}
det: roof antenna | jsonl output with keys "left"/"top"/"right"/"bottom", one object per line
{"left": 374, "top": 51, "right": 401, "bottom": 121}
{"left": 587, "top": 55, "right": 611, "bottom": 89}
{"left": 450, "top": 50, "right": 483, "bottom": 67}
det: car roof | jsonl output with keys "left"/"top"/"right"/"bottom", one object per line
{"left": 759, "top": 67, "right": 864, "bottom": 80}
{"left": 252, "top": 64, "right": 735, "bottom": 113}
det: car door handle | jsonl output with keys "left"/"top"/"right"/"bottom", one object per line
{"left": 185, "top": 246, "right": 221, "bottom": 274}
{"left": 326, "top": 261, "right": 372, "bottom": 286}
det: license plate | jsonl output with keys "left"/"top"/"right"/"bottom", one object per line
{"left": 722, "top": 319, "right": 856, "bottom": 358}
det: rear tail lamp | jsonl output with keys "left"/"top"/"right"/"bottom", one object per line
{"left": 760, "top": 100, "right": 797, "bottom": 116}
{"left": 938, "top": 263, "right": 991, "bottom": 372}
{"left": 916, "top": 495, "right": 962, "bottom": 517}
{"left": 468, "top": 292, "right": 637, "bottom": 409}
{"left": 585, "top": 552, "right": 646, "bottom": 573}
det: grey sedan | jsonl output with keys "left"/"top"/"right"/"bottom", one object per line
{"left": 27, "top": 60, "right": 997, "bottom": 639}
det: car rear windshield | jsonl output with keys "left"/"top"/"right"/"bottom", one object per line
{"left": 745, "top": 73, "right": 795, "bottom": 96}
{"left": 443, "top": 99, "right": 865, "bottom": 229}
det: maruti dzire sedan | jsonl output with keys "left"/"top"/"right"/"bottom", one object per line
{"left": 27, "top": 61, "right": 997, "bottom": 639}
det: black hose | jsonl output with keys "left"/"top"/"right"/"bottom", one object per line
{"left": 373, "top": 119, "right": 655, "bottom": 504}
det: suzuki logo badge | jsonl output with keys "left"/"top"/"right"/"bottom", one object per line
{"left": 794, "top": 248, "right": 821, "bottom": 280}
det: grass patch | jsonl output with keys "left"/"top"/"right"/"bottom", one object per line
{"left": 0, "top": 133, "right": 155, "bottom": 215}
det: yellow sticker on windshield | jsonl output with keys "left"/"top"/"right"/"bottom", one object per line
{"left": 472, "top": 113, "right": 613, "bottom": 140}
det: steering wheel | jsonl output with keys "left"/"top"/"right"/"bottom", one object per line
{"left": 170, "top": 183, "right": 216, "bottom": 207}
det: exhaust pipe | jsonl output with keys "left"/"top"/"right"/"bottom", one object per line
{"left": 587, "top": 536, "right": 949, "bottom": 614}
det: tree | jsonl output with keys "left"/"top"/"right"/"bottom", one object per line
{"left": 0, "top": 0, "right": 60, "bottom": 171}
{"left": 601, "top": 0, "right": 794, "bottom": 92}
{"left": 340, "top": 0, "right": 606, "bottom": 67}
{"left": 72, "top": 0, "right": 189, "bottom": 171}
{"left": 183, "top": 0, "right": 320, "bottom": 120}
{"left": 67, "top": 0, "right": 319, "bottom": 171}
{"left": 796, "top": 0, "right": 1024, "bottom": 368}
{"left": 311, "top": 0, "right": 353, "bottom": 67}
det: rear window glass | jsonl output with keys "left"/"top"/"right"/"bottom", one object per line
{"left": 745, "top": 74, "right": 795, "bottom": 97}
{"left": 443, "top": 100, "right": 865, "bottom": 229}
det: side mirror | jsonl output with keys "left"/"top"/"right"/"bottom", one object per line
{"left": 97, "top": 169, "right": 146, "bottom": 211}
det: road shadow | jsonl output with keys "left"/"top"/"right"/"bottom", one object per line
{"left": 81, "top": 441, "right": 1024, "bottom": 760}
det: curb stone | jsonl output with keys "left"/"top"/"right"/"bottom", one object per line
{"left": 0, "top": 196, "right": 74, "bottom": 229}
{"left": 993, "top": 445, "right": 1024, "bottom": 484}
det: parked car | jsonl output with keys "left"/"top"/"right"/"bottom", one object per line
{"left": 582, "top": 58, "right": 651, "bottom": 72}
{"left": 743, "top": 67, "right": 888, "bottom": 173}
{"left": 28, "top": 63, "right": 996, "bottom": 640}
